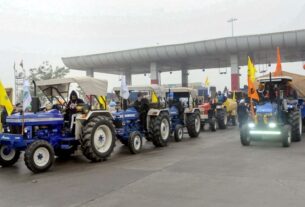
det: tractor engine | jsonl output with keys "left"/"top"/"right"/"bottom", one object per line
{"left": 249, "top": 102, "right": 281, "bottom": 133}
{"left": 112, "top": 107, "right": 142, "bottom": 139}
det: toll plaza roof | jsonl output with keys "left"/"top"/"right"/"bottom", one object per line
{"left": 62, "top": 29, "right": 305, "bottom": 75}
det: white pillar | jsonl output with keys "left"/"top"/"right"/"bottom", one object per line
{"left": 86, "top": 68, "right": 94, "bottom": 77}
{"left": 124, "top": 70, "right": 132, "bottom": 85}
{"left": 181, "top": 68, "right": 188, "bottom": 87}
{"left": 230, "top": 54, "right": 240, "bottom": 91}
{"left": 150, "top": 62, "right": 160, "bottom": 85}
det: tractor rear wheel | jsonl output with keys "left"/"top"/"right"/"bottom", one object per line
{"left": 81, "top": 116, "right": 116, "bottom": 162}
{"left": 24, "top": 140, "right": 55, "bottom": 173}
{"left": 0, "top": 145, "right": 20, "bottom": 167}
{"left": 282, "top": 125, "right": 291, "bottom": 148}
{"left": 187, "top": 112, "right": 201, "bottom": 138}
{"left": 149, "top": 112, "right": 170, "bottom": 147}
{"left": 174, "top": 124, "right": 184, "bottom": 142}
{"left": 128, "top": 131, "right": 142, "bottom": 154}
{"left": 240, "top": 125, "right": 251, "bottom": 146}
{"left": 217, "top": 109, "right": 228, "bottom": 129}
{"left": 288, "top": 110, "right": 301, "bottom": 142}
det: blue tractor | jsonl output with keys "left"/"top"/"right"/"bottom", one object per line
{"left": 240, "top": 75, "right": 303, "bottom": 147}
{"left": 166, "top": 87, "right": 201, "bottom": 142}
{"left": 112, "top": 86, "right": 171, "bottom": 154}
{"left": 0, "top": 77, "right": 116, "bottom": 173}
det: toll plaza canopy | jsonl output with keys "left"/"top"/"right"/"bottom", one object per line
{"left": 62, "top": 29, "right": 305, "bottom": 90}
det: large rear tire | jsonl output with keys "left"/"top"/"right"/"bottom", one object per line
{"left": 282, "top": 125, "right": 291, "bottom": 148}
{"left": 81, "top": 116, "right": 116, "bottom": 162}
{"left": 288, "top": 110, "right": 301, "bottom": 142}
{"left": 217, "top": 109, "right": 227, "bottom": 129}
{"left": 240, "top": 125, "right": 250, "bottom": 146}
{"left": 0, "top": 145, "right": 20, "bottom": 167}
{"left": 24, "top": 140, "right": 55, "bottom": 173}
{"left": 187, "top": 113, "right": 201, "bottom": 138}
{"left": 149, "top": 112, "right": 170, "bottom": 147}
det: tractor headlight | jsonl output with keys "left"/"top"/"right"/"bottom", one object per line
{"left": 248, "top": 123, "right": 255, "bottom": 128}
{"left": 268, "top": 122, "right": 276, "bottom": 128}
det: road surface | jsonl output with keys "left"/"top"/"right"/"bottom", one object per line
{"left": 0, "top": 126, "right": 305, "bottom": 207}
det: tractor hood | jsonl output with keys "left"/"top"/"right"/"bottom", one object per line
{"left": 112, "top": 107, "right": 139, "bottom": 119}
{"left": 256, "top": 102, "right": 277, "bottom": 115}
{"left": 6, "top": 109, "right": 64, "bottom": 126}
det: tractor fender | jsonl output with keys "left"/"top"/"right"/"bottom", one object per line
{"left": 84, "top": 111, "right": 113, "bottom": 121}
{"left": 147, "top": 109, "right": 169, "bottom": 132}
{"left": 147, "top": 109, "right": 169, "bottom": 117}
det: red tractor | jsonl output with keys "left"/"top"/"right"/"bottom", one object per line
{"left": 198, "top": 101, "right": 217, "bottom": 132}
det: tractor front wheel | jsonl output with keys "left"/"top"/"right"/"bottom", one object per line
{"left": 282, "top": 125, "right": 291, "bottom": 148}
{"left": 174, "top": 124, "right": 184, "bottom": 142}
{"left": 24, "top": 140, "right": 55, "bottom": 173}
{"left": 217, "top": 109, "right": 228, "bottom": 129}
{"left": 0, "top": 145, "right": 20, "bottom": 167}
{"left": 240, "top": 125, "right": 251, "bottom": 146}
{"left": 128, "top": 132, "right": 142, "bottom": 154}
{"left": 81, "top": 116, "right": 116, "bottom": 162}
{"left": 209, "top": 117, "right": 217, "bottom": 132}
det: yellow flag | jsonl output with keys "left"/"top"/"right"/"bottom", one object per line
{"left": 232, "top": 91, "right": 236, "bottom": 101}
{"left": 204, "top": 76, "right": 210, "bottom": 87}
{"left": 0, "top": 81, "right": 13, "bottom": 115}
{"left": 151, "top": 91, "right": 158, "bottom": 104}
{"left": 98, "top": 96, "right": 107, "bottom": 110}
{"left": 247, "top": 56, "right": 256, "bottom": 82}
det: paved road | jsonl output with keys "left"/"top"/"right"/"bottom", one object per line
{"left": 0, "top": 127, "right": 305, "bottom": 207}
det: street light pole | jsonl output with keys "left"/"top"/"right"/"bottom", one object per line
{"left": 227, "top": 18, "right": 238, "bottom": 36}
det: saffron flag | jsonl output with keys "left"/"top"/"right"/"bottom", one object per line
{"left": 273, "top": 47, "right": 283, "bottom": 76}
{"left": 247, "top": 57, "right": 259, "bottom": 101}
{"left": 0, "top": 81, "right": 13, "bottom": 115}
{"left": 23, "top": 80, "right": 32, "bottom": 112}
{"left": 120, "top": 75, "right": 129, "bottom": 99}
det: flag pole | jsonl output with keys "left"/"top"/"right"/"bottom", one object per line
{"left": 21, "top": 111, "right": 25, "bottom": 136}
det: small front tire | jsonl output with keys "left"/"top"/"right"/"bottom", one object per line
{"left": 282, "top": 125, "right": 291, "bottom": 148}
{"left": 0, "top": 145, "right": 20, "bottom": 167}
{"left": 24, "top": 140, "right": 55, "bottom": 173}
{"left": 128, "top": 132, "right": 142, "bottom": 154}
{"left": 240, "top": 125, "right": 251, "bottom": 146}
{"left": 174, "top": 125, "right": 184, "bottom": 142}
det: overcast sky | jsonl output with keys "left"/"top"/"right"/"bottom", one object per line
{"left": 1, "top": 0, "right": 305, "bottom": 95}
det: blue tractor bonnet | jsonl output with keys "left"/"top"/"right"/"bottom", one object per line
{"left": 256, "top": 102, "right": 277, "bottom": 114}
{"left": 112, "top": 107, "right": 139, "bottom": 119}
{"left": 6, "top": 109, "right": 64, "bottom": 126}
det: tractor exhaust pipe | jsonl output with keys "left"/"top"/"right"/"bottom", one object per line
{"left": 31, "top": 80, "right": 39, "bottom": 113}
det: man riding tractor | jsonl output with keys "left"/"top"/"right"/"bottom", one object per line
{"left": 240, "top": 75, "right": 302, "bottom": 147}
{"left": 112, "top": 85, "right": 171, "bottom": 154}
{"left": 166, "top": 87, "right": 201, "bottom": 142}
{"left": 0, "top": 77, "right": 116, "bottom": 173}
